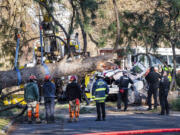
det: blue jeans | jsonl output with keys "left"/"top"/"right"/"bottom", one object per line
{"left": 44, "top": 97, "right": 55, "bottom": 122}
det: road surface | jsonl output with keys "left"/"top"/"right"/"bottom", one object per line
{"left": 9, "top": 104, "right": 180, "bottom": 135}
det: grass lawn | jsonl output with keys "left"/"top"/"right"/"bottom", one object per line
{"left": 170, "top": 97, "right": 180, "bottom": 111}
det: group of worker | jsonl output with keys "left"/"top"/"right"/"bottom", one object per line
{"left": 24, "top": 62, "right": 172, "bottom": 124}
{"left": 24, "top": 75, "right": 56, "bottom": 124}
{"left": 116, "top": 64, "right": 172, "bottom": 116}
{"left": 145, "top": 63, "right": 173, "bottom": 115}
{"left": 24, "top": 74, "right": 82, "bottom": 123}
{"left": 24, "top": 72, "right": 109, "bottom": 123}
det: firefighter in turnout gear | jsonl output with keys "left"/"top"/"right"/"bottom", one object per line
{"left": 66, "top": 76, "right": 81, "bottom": 122}
{"left": 159, "top": 71, "right": 170, "bottom": 115}
{"left": 24, "top": 75, "right": 41, "bottom": 124}
{"left": 117, "top": 71, "right": 134, "bottom": 111}
{"left": 92, "top": 72, "right": 109, "bottom": 121}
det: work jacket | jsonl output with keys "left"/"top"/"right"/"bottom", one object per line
{"left": 43, "top": 81, "right": 56, "bottom": 98}
{"left": 145, "top": 71, "right": 161, "bottom": 90}
{"left": 24, "top": 82, "right": 39, "bottom": 102}
{"left": 66, "top": 81, "right": 81, "bottom": 101}
{"left": 92, "top": 79, "right": 109, "bottom": 103}
{"left": 118, "top": 75, "right": 134, "bottom": 90}
{"left": 159, "top": 76, "right": 170, "bottom": 95}
{"left": 162, "top": 66, "right": 173, "bottom": 81}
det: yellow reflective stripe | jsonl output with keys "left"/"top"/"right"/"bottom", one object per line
{"left": 92, "top": 96, "right": 95, "bottom": 98}
{"left": 94, "top": 97, "right": 106, "bottom": 100}
{"left": 96, "top": 88, "right": 106, "bottom": 92}
{"left": 164, "top": 67, "right": 168, "bottom": 71}
{"left": 99, "top": 100, "right": 105, "bottom": 103}
{"left": 168, "top": 75, "right": 172, "bottom": 82}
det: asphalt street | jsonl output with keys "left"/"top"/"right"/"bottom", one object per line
{"left": 9, "top": 105, "right": 180, "bottom": 135}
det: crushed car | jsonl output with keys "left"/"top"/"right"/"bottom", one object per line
{"left": 84, "top": 62, "right": 148, "bottom": 105}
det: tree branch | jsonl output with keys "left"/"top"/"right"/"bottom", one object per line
{"left": 88, "top": 33, "right": 98, "bottom": 46}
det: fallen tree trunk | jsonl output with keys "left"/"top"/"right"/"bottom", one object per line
{"left": 0, "top": 55, "right": 114, "bottom": 89}
{"left": 0, "top": 88, "right": 24, "bottom": 100}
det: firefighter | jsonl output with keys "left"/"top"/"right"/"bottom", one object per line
{"left": 24, "top": 75, "right": 41, "bottom": 124}
{"left": 66, "top": 76, "right": 81, "bottom": 122}
{"left": 117, "top": 71, "right": 134, "bottom": 111}
{"left": 43, "top": 75, "right": 56, "bottom": 123}
{"left": 159, "top": 71, "right": 170, "bottom": 115}
{"left": 145, "top": 67, "right": 161, "bottom": 110}
{"left": 92, "top": 72, "right": 109, "bottom": 121}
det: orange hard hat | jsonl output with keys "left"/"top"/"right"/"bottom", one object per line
{"left": 44, "top": 75, "right": 51, "bottom": 80}
{"left": 70, "top": 76, "right": 76, "bottom": 81}
{"left": 29, "top": 75, "right": 37, "bottom": 80}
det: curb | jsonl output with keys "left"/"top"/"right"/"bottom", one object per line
{"left": 1, "top": 119, "right": 15, "bottom": 134}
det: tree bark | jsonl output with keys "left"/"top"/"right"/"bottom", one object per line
{"left": 75, "top": 2, "right": 87, "bottom": 54}
{"left": 170, "top": 42, "right": 177, "bottom": 90}
{"left": 81, "top": 27, "right": 87, "bottom": 54}
{"left": 0, "top": 88, "right": 23, "bottom": 100}
{"left": 112, "top": 0, "right": 120, "bottom": 50}
{"left": 0, "top": 55, "right": 113, "bottom": 89}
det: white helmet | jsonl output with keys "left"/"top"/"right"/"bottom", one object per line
{"left": 95, "top": 72, "right": 104, "bottom": 78}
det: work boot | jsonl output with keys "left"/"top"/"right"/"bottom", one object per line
{"left": 154, "top": 107, "right": 157, "bottom": 110}
{"left": 28, "top": 118, "right": 32, "bottom": 124}
{"left": 124, "top": 108, "right": 127, "bottom": 112}
{"left": 117, "top": 107, "right": 121, "bottom": 112}
{"left": 50, "top": 116, "right": 55, "bottom": 123}
{"left": 68, "top": 118, "right": 73, "bottom": 123}
{"left": 35, "top": 118, "right": 41, "bottom": 124}
{"left": 95, "top": 118, "right": 101, "bottom": 121}
{"left": 75, "top": 117, "right": 79, "bottom": 122}
{"left": 102, "top": 118, "right": 106, "bottom": 121}
{"left": 147, "top": 108, "right": 152, "bottom": 111}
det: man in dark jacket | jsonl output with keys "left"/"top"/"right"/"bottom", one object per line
{"left": 92, "top": 72, "right": 109, "bottom": 121}
{"left": 66, "top": 76, "right": 81, "bottom": 122}
{"left": 145, "top": 67, "right": 161, "bottom": 110}
{"left": 43, "top": 75, "right": 56, "bottom": 123}
{"left": 117, "top": 71, "right": 134, "bottom": 111}
{"left": 24, "top": 75, "right": 40, "bottom": 123}
{"left": 159, "top": 71, "right": 170, "bottom": 115}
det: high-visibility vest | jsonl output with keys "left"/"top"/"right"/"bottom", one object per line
{"left": 163, "top": 66, "right": 173, "bottom": 81}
